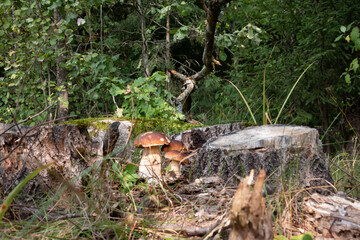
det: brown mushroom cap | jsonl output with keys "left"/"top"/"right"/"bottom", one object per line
{"left": 161, "top": 139, "right": 186, "bottom": 152}
{"left": 164, "top": 150, "right": 189, "bottom": 164}
{"left": 134, "top": 131, "right": 170, "bottom": 148}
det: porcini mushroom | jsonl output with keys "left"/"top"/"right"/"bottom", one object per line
{"left": 161, "top": 139, "right": 187, "bottom": 153}
{"left": 164, "top": 150, "right": 189, "bottom": 179}
{"left": 134, "top": 131, "right": 170, "bottom": 182}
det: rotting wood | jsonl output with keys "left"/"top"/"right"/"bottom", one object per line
{"left": 303, "top": 192, "right": 360, "bottom": 239}
{"left": 229, "top": 169, "right": 273, "bottom": 240}
{"left": 0, "top": 121, "right": 126, "bottom": 198}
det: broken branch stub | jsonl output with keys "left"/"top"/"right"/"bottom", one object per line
{"left": 229, "top": 169, "right": 273, "bottom": 240}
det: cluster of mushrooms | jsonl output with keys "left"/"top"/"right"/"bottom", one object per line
{"left": 133, "top": 131, "right": 189, "bottom": 182}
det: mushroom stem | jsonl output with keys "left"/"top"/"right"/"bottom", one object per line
{"left": 139, "top": 146, "right": 162, "bottom": 181}
{"left": 169, "top": 160, "right": 181, "bottom": 178}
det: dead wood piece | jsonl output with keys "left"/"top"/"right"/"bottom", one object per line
{"left": 303, "top": 193, "right": 360, "bottom": 239}
{"left": 158, "top": 219, "right": 222, "bottom": 237}
{"left": 229, "top": 169, "right": 273, "bottom": 240}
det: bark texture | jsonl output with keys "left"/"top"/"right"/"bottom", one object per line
{"left": 0, "top": 121, "right": 129, "bottom": 198}
{"left": 184, "top": 125, "right": 334, "bottom": 194}
{"left": 303, "top": 193, "right": 360, "bottom": 239}
{"left": 136, "top": 0, "right": 150, "bottom": 77}
{"left": 172, "top": 122, "right": 247, "bottom": 151}
{"left": 0, "top": 124, "right": 97, "bottom": 197}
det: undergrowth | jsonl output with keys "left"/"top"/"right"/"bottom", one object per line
{"left": 1, "top": 118, "right": 359, "bottom": 239}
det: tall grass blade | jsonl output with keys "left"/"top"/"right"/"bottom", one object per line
{"left": 321, "top": 112, "right": 341, "bottom": 142}
{"left": 225, "top": 79, "right": 257, "bottom": 124}
{"left": 263, "top": 44, "right": 277, "bottom": 125}
{"left": 0, "top": 161, "right": 55, "bottom": 221}
{"left": 274, "top": 62, "right": 314, "bottom": 124}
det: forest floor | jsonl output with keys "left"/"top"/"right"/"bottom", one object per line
{"left": 1, "top": 172, "right": 324, "bottom": 239}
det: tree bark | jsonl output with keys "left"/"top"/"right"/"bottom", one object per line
{"left": 303, "top": 193, "right": 360, "bottom": 239}
{"left": 0, "top": 120, "right": 131, "bottom": 199}
{"left": 165, "top": 3, "right": 171, "bottom": 91}
{"left": 136, "top": 0, "right": 150, "bottom": 77}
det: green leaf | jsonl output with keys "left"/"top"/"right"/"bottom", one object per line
{"left": 355, "top": 38, "right": 360, "bottom": 51}
{"left": 4, "top": 0, "right": 11, "bottom": 6}
{"left": 219, "top": 51, "right": 227, "bottom": 61}
{"left": 112, "top": 54, "right": 120, "bottom": 61}
{"left": 50, "top": 38, "right": 57, "bottom": 45}
{"left": 274, "top": 235, "right": 288, "bottom": 240}
{"left": 109, "top": 85, "right": 125, "bottom": 96}
{"left": 340, "top": 25, "right": 346, "bottom": 33}
{"left": 334, "top": 35, "right": 342, "bottom": 42}
{"left": 350, "top": 27, "right": 359, "bottom": 42}
{"left": 291, "top": 232, "right": 313, "bottom": 240}
{"left": 345, "top": 73, "right": 351, "bottom": 84}
{"left": 350, "top": 58, "right": 359, "bottom": 73}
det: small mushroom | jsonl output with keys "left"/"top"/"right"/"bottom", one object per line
{"left": 134, "top": 131, "right": 170, "bottom": 182}
{"left": 161, "top": 139, "right": 187, "bottom": 153}
{"left": 164, "top": 150, "right": 189, "bottom": 179}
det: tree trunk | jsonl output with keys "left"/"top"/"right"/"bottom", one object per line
{"left": 54, "top": 7, "right": 69, "bottom": 120}
{"left": 136, "top": 0, "right": 150, "bottom": 77}
{"left": 165, "top": 4, "right": 171, "bottom": 85}
{"left": 183, "top": 125, "right": 334, "bottom": 194}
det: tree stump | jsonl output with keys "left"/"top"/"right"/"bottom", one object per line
{"left": 0, "top": 124, "right": 98, "bottom": 197}
{"left": 187, "top": 125, "right": 334, "bottom": 194}
{"left": 172, "top": 122, "right": 247, "bottom": 151}
{"left": 0, "top": 121, "right": 130, "bottom": 198}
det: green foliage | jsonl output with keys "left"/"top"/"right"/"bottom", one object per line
{"left": 191, "top": 1, "right": 360, "bottom": 129}
{"left": 336, "top": 23, "right": 360, "bottom": 85}
{"left": 0, "top": 0, "right": 359, "bottom": 149}
{"left": 113, "top": 163, "right": 140, "bottom": 194}
{"left": 274, "top": 233, "right": 313, "bottom": 240}
{"left": 110, "top": 72, "right": 185, "bottom": 121}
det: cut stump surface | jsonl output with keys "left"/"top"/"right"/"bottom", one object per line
{"left": 187, "top": 125, "right": 334, "bottom": 194}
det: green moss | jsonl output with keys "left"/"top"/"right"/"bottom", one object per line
{"left": 131, "top": 117, "right": 201, "bottom": 137}
{"left": 63, "top": 117, "right": 202, "bottom": 138}
{"left": 64, "top": 117, "right": 116, "bottom": 130}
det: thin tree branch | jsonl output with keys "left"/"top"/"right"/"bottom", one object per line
{"left": 172, "top": 0, "right": 232, "bottom": 114}
{"left": 0, "top": 102, "right": 57, "bottom": 137}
